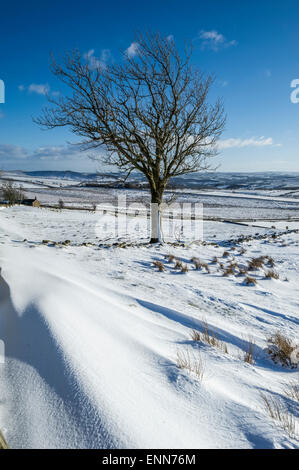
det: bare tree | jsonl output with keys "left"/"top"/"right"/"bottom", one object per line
{"left": 35, "top": 32, "right": 225, "bottom": 242}
{"left": 1, "top": 181, "right": 25, "bottom": 205}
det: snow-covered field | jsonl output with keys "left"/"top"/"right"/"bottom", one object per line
{"left": 0, "top": 201, "right": 298, "bottom": 449}
{"left": 2, "top": 170, "right": 299, "bottom": 222}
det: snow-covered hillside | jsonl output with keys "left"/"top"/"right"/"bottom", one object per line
{"left": 0, "top": 206, "right": 298, "bottom": 449}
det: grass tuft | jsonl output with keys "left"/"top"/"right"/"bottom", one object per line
{"left": 242, "top": 337, "right": 258, "bottom": 364}
{"left": 153, "top": 261, "right": 165, "bottom": 272}
{"left": 180, "top": 264, "right": 189, "bottom": 273}
{"left": 164, "top": 254, "right": 176, "bottom": 263}
{"left": 176, "top": 348, "right": 204, "bottom": 381}
{"left": 244, "top": 276, "right": 257, "bottom": 286}
{"left": 267, "top": 332, "right": 298, "bottom": 368}
{"left": 284, "top": 381, "right": 299, "bottom": 403}
{"left": 260, "top": 392, "right": 298, "bottom": 438}
{"left": 264, "top": 270, "right": 279, "bottom": 280}
{"left": 248, "top": 256, "right": 265, "bottom": 271}
{"left": 222, "top": 266, "right": 235, "bottom": 277}
{"left": 191, "top": 321, "right": 228, "bottom": 354}
{"left": 0, "top": 430, "right": 8, "bottom": 449}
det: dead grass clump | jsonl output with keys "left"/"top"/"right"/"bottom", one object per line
{"left": 165, "top": 254, "right": 176, "bottom": 263}
{"left": 243, "top": 337, "right": 258, "bottom": 364}
{"left": 176, "top": 348, "right": 204, "bottom": 381}
{"left": 192, "top": 259, "right": 201, "bottom": 270}
{"left": 222, "top": 266, "right": 235, "bottom": 277}
{"left": 191, "top": 322, "right": 228, "bottom": 354}
{"left": 244, "top": 276, "right": 257, "bottom": 286}
{"left": 237, "top": 267, "right": 248, "bottom": 277}
{"left": 0, "top": 429, "right": 8, "bottom": 449}
{"left": 284, "top": 381, "right": 299, "bottom": 403}
{"left": 211, "top": 256, "right": 218, "bottom": 264}
{"left": 267, "top": 332, "right": 299, "bottom": 368}
{"left": 264, "top": 270, "right": 279, "bottom": 280}
{"left": 265, "top": 256, "right": 275, "bottom": 268}
{"left": 222, "top": 251, "right": 230, "bottom": 258}
{"left": 200, "top": 262, "right": 210, "bottom": 273}
{"left": 248, "top": 256, "right": 265, "bottom": 271}
{"left": 239, "top": 247, "right": 247, "bottom": 255}
{"left": 153, "top": 261, "right": 165, "bottom": 272}
{"left": 174, "top": 260, "right": 183, "bottom": 270}
{"left": 180, "top": 264, "right": 189, "bottom": 273}
{"left": 191, "top": 329, "right": 201, "bottom": 341}
{"left": 191, "top": 258, "right": 210, "bottom": 272}
{"left": 260, "top": 393, "right": 297, "bottom": 438}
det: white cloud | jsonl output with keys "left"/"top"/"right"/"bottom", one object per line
{"left": 84, "top": 49, "right": 101, "bottom": 69}
{"left": 218, "top": 137, "right": 280, "bottom": 150}
{"left": 0, "top": 143, "right": 100, "bottom": 171}
{"left": 84, "top": 49, "right": 95, "bottom": 60}
{"left": 84, "top": 48, "right": 112, "bottom": 70}
{"left": 28, "top": 83, "right": 49, "bottom": 95}
{"left": 218, "top": 80, "right": 228, "bottom": 87}
{"left": 0, "top": 143, "right": 98, "bottom": 163}
{"left": 0, "top": 144, "right": 29, "bottom": 160}
{"left": 199, "top": 30, "right": 237, "bottom": 51}
{"left": 19, "top": 83, "right": 59, "bottom": 97}
{"left": 100, "top": 49, "right": 112, "bottom": 62}
{"left": 126, "top": 42, "right": 140, "bottom": 58}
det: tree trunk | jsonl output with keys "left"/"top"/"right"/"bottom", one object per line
{"left": 150, "top": 191, "right": 162, "bottom": 243}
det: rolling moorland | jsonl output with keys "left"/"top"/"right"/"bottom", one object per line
{"left": 0, "top": 170, "right": 298, "bottom": 449}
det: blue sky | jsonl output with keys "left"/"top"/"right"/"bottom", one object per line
{"left": 0, "top": 0, "right": 299, "bottom": 172}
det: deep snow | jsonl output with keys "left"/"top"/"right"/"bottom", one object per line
{"left": 0, "top": 205, "right": 298, "bottom": 449}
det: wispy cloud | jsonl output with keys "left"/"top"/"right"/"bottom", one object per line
{"left": 217, "top": 79, "right": 228, "bottom": 87}
{"left": 19, "top": 83, "right": 59, "bottom": 97}
{"left": 84, "top": 48, "right": 112, "bottom": 70}
{"left": 0, "top": 144, "right": 30, "bottom": 160}
{"left": 199, "top": 30, "right": 237, "bottom": 51}
{"left": 126, "top": 42, "right": 140, "bottom": 58}
{"left": 28, "top": 83, "right": 50, "bottom": 95}
{"left": 218, "top": 137, "right": 280, "bottom": 150}
{"left": 0, "top": 144, "right": 99, "bottom": 171}
{"left": 84, "top": 49, "right": 102, "bottom": 69}
{"left": 0, "top": 143, "right": 95, "bottom": 162}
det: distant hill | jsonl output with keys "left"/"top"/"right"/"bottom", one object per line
{"left": 3, "top": 170, "right": 299, "bottom": 190}
{"left": 24, "top": 170, "right": 98, "bottom": 180}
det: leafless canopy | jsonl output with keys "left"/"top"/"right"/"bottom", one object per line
{"left": 35, "top": 32, "right": 225, "bottom": 206}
